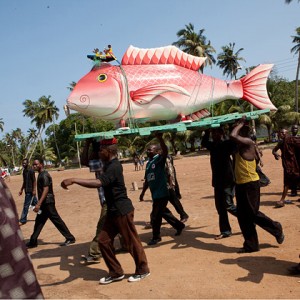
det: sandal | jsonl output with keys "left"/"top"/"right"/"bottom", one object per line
{"left": 214, "top": 233, "right": 232, "bottom": 240}
{"left": 275, "top": 201, "right": 285, "bottom": 208}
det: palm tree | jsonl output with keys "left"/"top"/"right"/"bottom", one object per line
{"left": 0, "top": 118, "right": 4, "bottom": 132}
{"left": 285, "top": 0, "right": 300, "bottom": 3}
{"left": 23, "top": 96, "right": 60, "bottom": 163}
{"left": 173, "top": 23, "right": 216, "bottom": 72}
{"left": 217, "top": 42, "right": 246, "bottom": 79}
{"left": 4, "top": 133, "right": 16, "bottom": 167}
{"left": 257, "top": 114, "right": 273, "bottom": 142}
{"left": 291, "top": 27, "right": 300, "bottom": 112}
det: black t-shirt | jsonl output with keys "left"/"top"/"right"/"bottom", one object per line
{"left": 99, "top": 158, "right": 134, "bottom": 216}
{"left": 23, "top": 168, "right": 35, "bottom": 193}
{"left": 202, "top": 139, "right": 236, "bottom": 187}
{"left": 37, "top": 170, "right": 55, "bottom": 204}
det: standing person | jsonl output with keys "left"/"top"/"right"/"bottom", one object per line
{"left": 61, "top": 138, "right": 150, "bottom": 284}
{"left": 290, "top": 124, "right": 299, "bottom": 196}
{"left": 133, "top": 155, "right": 139, "bottom": 171}
{"left": 291, "top": 124, "right": 299, "bottom": 137}
{"left": 26, "top": 158, "right": 75, "bottom": 248}
{"left": 272, "top": 129, "right": 300, "bottom": 207}
{"left": 230, "top": 117, "right": 284, "bottom": 253}
{"left": 0, "top": 177, "right": 44, "bottom": 299}
{"left": 139, "top": 133, "right": 185, "bottom": 246}
{"left": 19, "top": 158, "right": 38, "bottom": 226}
{"left": 201, "top": 128, "right": 237, "bottom": 240}
{"left": 166, "top": 154, "right": 189, "bottom": 223}
{"left": 139, "top": 156, "right": 145, "bottom": 170}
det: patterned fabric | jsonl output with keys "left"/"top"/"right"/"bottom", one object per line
{"left": 0, "top": 178, "right": 43, "bottom": 299}
{"left": 165, "top": 156, "right": 176, "bottom": 189}
{"left": 89, "top": 159, "right": 106, "bottom": 206}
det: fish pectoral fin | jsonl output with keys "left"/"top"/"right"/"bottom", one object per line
{"left": 130, "top": 84, "right": 190, "bottom": 104}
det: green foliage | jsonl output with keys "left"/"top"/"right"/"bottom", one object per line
{"left": 44, "top": 114, "right": 115, "bottom": 162}
{"left": 217, "top": 42, "right": 246, "bottom": 79}
{"left": 267, "top": 77, "right": 295, "bottom": 108}
{"left": 173, "top": 23, "right": 216, "bottom": 72}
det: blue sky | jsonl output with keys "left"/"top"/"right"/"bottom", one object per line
{"left": 0, "top": 0, "right": 299, "bottom": 139}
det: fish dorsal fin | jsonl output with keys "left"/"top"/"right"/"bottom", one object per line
{"left": 121, "top": 45, "right": 206, "bottom": 71}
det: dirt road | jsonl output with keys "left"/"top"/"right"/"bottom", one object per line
{"left": 7, "top": 149, "right": 300, "bottom": 299}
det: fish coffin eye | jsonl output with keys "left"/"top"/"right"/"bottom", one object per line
{"left": 97, "top": 74, "right": 107, "bottom": 82}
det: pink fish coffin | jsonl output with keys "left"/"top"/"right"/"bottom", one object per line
{"left": 66, "top": 45, "right": 276, "bottom": 124}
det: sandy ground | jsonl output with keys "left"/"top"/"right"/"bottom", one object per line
{"left": 6, "top": 148, "right": 300, "bottom": 299}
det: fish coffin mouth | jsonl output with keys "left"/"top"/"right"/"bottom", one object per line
{"left": 78, "top": 95, "right": 90, "bottom": 109}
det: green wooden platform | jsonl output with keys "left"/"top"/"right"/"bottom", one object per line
{"left": 75, "top": 109, "right": 270, "bottom": 141}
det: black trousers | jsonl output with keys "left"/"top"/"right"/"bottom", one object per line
{"left": 236, "top": 181, "right": 282, "bottom": 251}
{"left": 151, "top": 196, "right": 184, "bottom": 240}
{"left": 214, "top": 185, "right": 236, "bottom": 234}
{"left": 30, "top": 202, "right": 75, "bottom": 244}
{"left": 168, "top": 188, "right": 189, "bottom": 220}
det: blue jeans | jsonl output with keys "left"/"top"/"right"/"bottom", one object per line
{"left": 19, "top": 193, "right": 37, "bottom": 224}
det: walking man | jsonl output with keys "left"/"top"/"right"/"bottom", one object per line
{"left": 19, "top": 158, "right": 38, "bottom": 226}
{"left": 230, "top": 117, "right": 284, "bottom": 253}
{"left": 139, "top": 133, "right": 185, "bottom": 245}
{"left": 26, "top": 158, "right": 75, "bottom": 248}
{"left": 201, "top": 128, "right": 237, "bottom": 240}
{"left": 61, "top": 138, "right": 150, "bottom": 284}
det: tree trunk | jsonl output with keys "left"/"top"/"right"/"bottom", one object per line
{"left": 52, "top": 121, "right": 62, "bottom": 167}
{"left": 295, "top": 51, "right": 300, "bottom": 112}
{"left": 28, "top": 128, "right": 43, "bottom": 162}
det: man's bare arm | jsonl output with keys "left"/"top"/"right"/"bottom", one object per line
{"left": 61, "top": 178, "right": 102, "bottom": 190}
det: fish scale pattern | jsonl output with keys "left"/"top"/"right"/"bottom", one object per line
{"left": 122, "top": 45, "right": 206, "bottom": 71}
{"left": 122, "top": 64, "right": 202, "bottom": 91}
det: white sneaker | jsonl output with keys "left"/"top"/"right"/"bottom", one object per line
{"left": 128, "top": 272, "right": 150, "bottom": 282}
{"left": 99, "top": 274, "right": 124, "bottom": 285}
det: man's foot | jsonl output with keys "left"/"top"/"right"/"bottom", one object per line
{"left": 288, "top": 264, "right": 300, "bottom": 275}
{"left": 99, "top": 274, "right": 125, "bottom": 285}
{"left": 80, "top": 255, "right": 100, "bottom": 264}
{"left": 215, "top": 233, "right": 232, "bottom": 240}
{"left": 128, "top": 272, "right": 150, "bottom": 282}
{"left": 60, "top": 239, "right": 76, "bottom": 246}
{"left": 147, "top": 237, "right": 161, "bottom": 245}
{"left": 237, "top": 247, "right": 259, "bottom": 254}
{"left": 144, "top": 222, "right": 152, "bottom": 229}
{"left": 275, "top": 201, "right": 285, "bottom": 208}
{"left": 26, "top": 242, "right": 38, "bottom": 249}
{"left": 275, "top": 223, "right": 285, "bottom": 244}
{"left": 180, "top": 216, "right": 189, "bottom": 223}
{"left": 175, "top": 224, "right": 185, "bottom": 236}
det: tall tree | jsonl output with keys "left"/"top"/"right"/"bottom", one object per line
{"left": 173, "top": 23, "right": 216, "bottom": 72}
{"left": 23, "top": 96, "right": 60, "bottom": 163}
{"left": 285, "top": 0, "right": 300, "bottom": 3}
{"left": 291, "top": 27, "right": 300, "bottom": 112}
{"left": 217, "top": 42, "right": 246, "bottom": 79}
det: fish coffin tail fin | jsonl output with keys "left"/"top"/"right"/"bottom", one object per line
{"left": 240, "top": 64, "right": 277, "bottom": 111}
